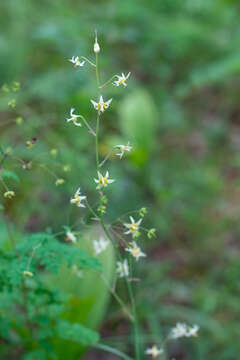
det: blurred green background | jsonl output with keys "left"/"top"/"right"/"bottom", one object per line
{"left": 1, "top": 0, "right": 240, "bottom": 359}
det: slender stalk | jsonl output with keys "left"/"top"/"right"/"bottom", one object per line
{"left": 101, "top": 275, "right": 134, "bottom": 321}
{"left": 80, "top": 56, "right": 96, "bottom": 67}
{"left": 99, "top": 75, "right": 118, "bottom": 89}
{"left": 95, "top": 114, "right": 100, "bottom": 168}
{"left": 93, "top": 32, "right": 141, "bottom": 359}
{"left": 94, "top": 343, "right": 133, "bottom": 360}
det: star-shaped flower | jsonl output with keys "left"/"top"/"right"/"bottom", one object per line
{"left": 115, "top": 142, "right": 132, "bottom": 159}
{"left": 70, "top": 188, "right": 86, "bottom": 208}
{"left": 116, "top": 259, "right": 129, "bottom": 278}
{"left": 65, "top": 230, "right": 77, "bottom": 243}
{"left": 113, "top": 72, "right": 131, "bottom": 87}
{"left": 91, "top": 95, "right": 112, "bottom": 114}
{"left": 94, "top": 171, "right": 115, "bottom": 190}
{"left": 125, "top": 241, "right": 146, "bottom": 261}
{"left": 69, "top": 56, "right": 85, "bottom": 68}
{"left": 66, "top": 108, "right": 82, "bottom": 127}
{"left": 145, "top": 345, "right": 163, "bottom": 358}
{"left": 124, "top": 216, "right": 142, "bottom": 238}
{"left": 170, "top": 323, "right": 199, "bottom": 339}
{"left": 93, "top": 236, "right": 109, "bottom": 255}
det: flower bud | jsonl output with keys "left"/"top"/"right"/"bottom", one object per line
{"left": 94, "top": 40, "right": 100, "bottom": 54}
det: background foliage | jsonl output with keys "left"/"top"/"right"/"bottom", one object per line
{"left": 1, "top": 0, "right": 240, "bottom": 359}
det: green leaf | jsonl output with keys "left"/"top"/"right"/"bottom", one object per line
{"left": 118, "top": 89, "right": 157, "bottom": 166}
{"left": 1, "top": 169, "right": 19, "bottom": 182}
{"left": 55, "top": 320, "right": 99, "bottom": 345}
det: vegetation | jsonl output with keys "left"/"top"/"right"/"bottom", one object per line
{"left": 1, "top": 0, "right": 240, "bottom": 359}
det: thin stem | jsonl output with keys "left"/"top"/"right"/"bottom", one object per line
{"left": 101, "top": 275, "right": 134, "bottom": 321}
{"left": 79, "top": 115, "right": 96, "bottom": 136}
{"left": 99, "top": 75, "right": 118, "bottom": 89}
{"left": 126, "top": 257, "right": 141, "bottom": 360}
{"left": 80, "top": 56, "right": 96, "bottom": 67}
{"left": 94, "top": 343, "right": 133, "bottom": 360}
{"left": 99, "top": 149, "right": 114, "bottom": 167}
{"left": 95, "top": 114, "right": 100, "bottom": 168}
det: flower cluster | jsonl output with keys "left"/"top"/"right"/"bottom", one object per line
{"left": 64, "top": 33, "right": 200, "bottom": 360}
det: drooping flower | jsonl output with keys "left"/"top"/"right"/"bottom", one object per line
{"left": 170, "top": 323, "right": 199, "bottom": 339}
{"left": 94, "top": 171, "right": 115, "bottom": 190}
{"left": 93, "top": 236, "right": 109, "bottom": 255}
{"left": 65, "top": 230, "right": 77, "bottom": 243}
{"left": 125, "top": 241, "right": 146, "bottom": 261}
{"left": 145, "top": 345, "right": 163, "bottom": 358}
{"left": 70, "top": 188, "right": 86, "bottom": 208}
{"left": 91, "top": 95, "right": 112, "bottom": 114}
{"left": 113, "top": 72, "right": 131, "bottom": 87}
{"left": 116, "top": 259, "right": 129, "bottom": 278}
{"left": 124, "top": 216, "right": 142, "bottom": 238}
{"left": 66, "top": 108, "right": 82, "bottom": 127}
{"left": 69, "top": 56, "right": 85, "bottom": 68}
{"left": 115, "top": 142, "right": 132, "bottom": 159}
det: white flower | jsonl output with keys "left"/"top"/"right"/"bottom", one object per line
{"left": 186, "top": 324, "right": 199, "bottom": 337}
{"left": 65, "top": 230, "right": 77, "bottom": 243}
{"left": 116, "top": 259, "right": 129, "bottom": 278}
{"left": 170, "top": 323, "right": 199, "bottom": 339}
{"left": 124, "top": 216, "right": 142, "bottom": 237}
{"left": 170, "top": 323, "right": 188, "bottom": 339}
{"left": 91, "top": 95, "right": 112, "bottom": 114}
{"left": 66, "top": 108, "right": 82, "bottom": 127}
{"left": 94, "top": 171, "right": 115, "bottom": 190}
{"left": 72, "top": 264, "right": 83, "bottom": 278}
{"left": 70, "top": 188, "right": 86, "bottom": 208}
{"left": 93, "top": 236, "right": 109, "bottom": 255}
{"left": 145, "top": 345, "right": 163, "bottom": 358}
{"left": 115, "top": 142, "right": 132, "bottom": 159}
{"left": 69, "top": 56, "right": 85, "bottom": 68}
{"left": 125, "top": 241, "right": 146, "bottom": 261}
{"left": 113, "top": 72, "right": 131, "bottom": 87}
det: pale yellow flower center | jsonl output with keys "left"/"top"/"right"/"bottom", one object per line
{"left": 131, "top": 247, "right": 140, "bottom": 258}
{"left": 129, "top": 223, "right": 138, "bottom": 232}
{"left": 99, "top": 177, "right": 108, "bottom": 186}
{"left": 119, "top": 78, "right": 126, "bottom": 85}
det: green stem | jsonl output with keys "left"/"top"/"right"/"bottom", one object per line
{"left": 94, "top": 343, "right": 133, "bottom": 360}
{"left": 95, "top": 114, "right": 100, "bottom": 168}
{"left": 80, "top": 56, "right": 96, "bottom": 67}
{"left": 126, "top": 259, "right": 141, "bottom": 360}
{"left": 99, "top": 75, "right": 118, "bottom": 89}
{"left": 93, "top": 34, "right": 140, "bottom": 359}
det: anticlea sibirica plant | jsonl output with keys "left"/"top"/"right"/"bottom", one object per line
{"left": 0, "top": 31, "right": 200, "bottom": 359}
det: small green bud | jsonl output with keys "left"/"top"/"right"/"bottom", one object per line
{"left": 63, "top": 164, "right": 71, "bottom": 172}
{"left": 16, "top": 117, "right": 23, "bottom": 125}
{"left": 147, "top": 228, "right": 156, "bottom": 239}
{"left": 55, "top": 178, "right": 65, "bottom": 186}
{"left": 50, "top": 149, "right": 57, "bottom": 158}
{"left": 98, "top": 205, "right": 106, "bottom": 215}
{"left": 100, "top": 195, "right": 108, "bottom": 204}
{"left": 139, "top": 207, "right": 147, "bottom": 217}
{"left": 1, "top": 84, "right": 9, "bottom": 93}
{"left": 23, "top": 271, "right": 33, "bottom": 277}
{"left": 12, "top": 81, "right": 20, "bottom": 92}
{"left": 8, "top": 99, "right": 16, "bottom": 108}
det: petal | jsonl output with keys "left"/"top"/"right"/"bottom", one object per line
{"left": 130, "top": 216, "right": 135, "bottom": 223}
